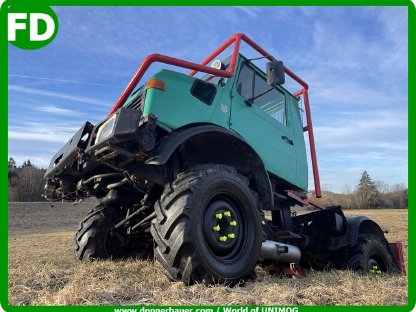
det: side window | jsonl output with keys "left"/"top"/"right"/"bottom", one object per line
{"left": 253, "top": 73, "right": 286, "bottom": 125}
{"left": 190, "top": 79, "right": 217, "bottom": 105}
{"left": 236, "top": 64, "right": 254, "bottom": 99}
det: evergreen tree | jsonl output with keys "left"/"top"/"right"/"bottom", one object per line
{"left": 22, "top": 160, "right": 32, "bottom": 168}
{"left": 8, "top": 157, "right": 18, "bottom": 186}
{"left": 355, "top": 171, "right": 379, "bottom": 208}
{"left": 8, "top": 157, "right": 16, "bottom": 168}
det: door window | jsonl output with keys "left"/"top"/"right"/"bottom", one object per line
{"left": 236, "top": 64, "right": 254, "bottom": 99}
{"left": 236, "top": 64, "right": 286, "bottom": 125}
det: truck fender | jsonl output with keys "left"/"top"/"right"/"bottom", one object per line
{"left": 346, "top": 216, "right": 388, "bottom": 246}
{"left": 145, "top": 124, "right": 273, "bottom": 210}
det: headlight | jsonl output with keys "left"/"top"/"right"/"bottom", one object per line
{"left": 95, "top": 114, "right": 117, "bottom": 144}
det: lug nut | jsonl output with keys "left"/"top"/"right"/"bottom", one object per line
{"left": 219, "top": 236, "right": 227, "bottom": 242}
{"left": 228, "top": 233, "right": 235, "bottom": 239}
{"left": 224, "top": 211, "right": 231, "bottom": 217}
{"left": 215, "top": 213, "right": 223, "bottom": 219}
{"left": 212, "top": 225, "right": 220, "bottom": 232}
{"left": 230, "top": 220, "right": 237, "bottom": 226}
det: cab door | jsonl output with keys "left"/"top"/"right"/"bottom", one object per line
{"left": 229, "top": 62, "right": 297, "bottom": 186}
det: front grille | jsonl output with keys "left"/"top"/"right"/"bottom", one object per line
{"left": 125, "top": 90, "right": 146, "bottom": 110}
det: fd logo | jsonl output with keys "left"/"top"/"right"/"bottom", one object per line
{"left": 7, "top": 5, "right": 59, "bottom": 50}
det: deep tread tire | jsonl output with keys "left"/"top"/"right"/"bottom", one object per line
{"left": 341, "top": 235, "right": 399, "bottom": 274}
{"left": 75, "top": 204, "right": 153, "bottom": 261}
{"left": 151, "top": 165, "right": 265, "bottom": 285}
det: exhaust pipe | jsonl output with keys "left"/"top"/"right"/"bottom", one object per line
{"left": 261, "top": 240, "right": 301, "bottom": 263}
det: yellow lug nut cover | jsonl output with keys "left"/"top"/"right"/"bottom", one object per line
{"left": 230, "top": 220, "right": 237, "bottom": 226}
{"left": 219, "top": 236, "right": 227, "bottom": 242}
{"left": 212, "top": 225, "right": 220, "bottom": 232}
{"left": 224, "top": 211, "right": 231, "bottom": 217}
{"left": 215, "top": 213, "right": 223, "bottom": 219}
{"left": 228, "top": 233, "right": 235, "bottom": 239}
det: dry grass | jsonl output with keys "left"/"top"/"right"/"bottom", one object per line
{"left": 8, "top": 203, "right": 408, "bottom": 306}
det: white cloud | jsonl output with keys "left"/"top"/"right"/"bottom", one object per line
{"left": 293, "top": 8, "right": 408, "bottom": 106}
{"left": 313, "top": 111, "right": 408, "bottom": 149}
{"left": 234, "top": 7, "right": 259, "bottom": 17}
{"left": 8, "top": 74, "right": 123, "bottom": 88}
{"left": 377, "top": 8, "right": 408, "bottom": 74}
{"left": 9, "top": 131, "right": 69, "bottom": 143}
{"left": 304, "top": 107, "right": 408, "bottom": 192}
{"left": 8, "top": 123, "right": 79, "bottom": 143}
{"left": 33, "top": 105, "right": 84, "bottom": 116}
{"left": 310, "top": 80, "right": 398, "bottom": 106}
{"left": 8, "top": 85, "right": 111, "bottom": 106}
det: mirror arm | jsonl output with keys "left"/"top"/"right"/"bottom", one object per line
{"left": 246, "top": 55, "right": 271, "bottom": 62}
{"left": 245, "top": 87, "right": 274, "bottom": 107}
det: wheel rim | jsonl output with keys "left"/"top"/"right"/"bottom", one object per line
{"left": 368, "top": 257, "right": 383, "bottom": 274}
{"left": 202, "top": 194, "right": 246, "bottom": 261}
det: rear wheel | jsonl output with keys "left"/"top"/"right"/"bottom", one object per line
{"left": 75, "top": 204, "right": 153, "bottom": 260}
{"left": 341, "top": 235, "right": 398, "bottom": 274}
{"left": 151, "top": 165, "right": 265, "bottom": 285}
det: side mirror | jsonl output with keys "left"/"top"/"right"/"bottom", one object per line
{"left": 266, "top": 61, "right": 285, "bottom": 86}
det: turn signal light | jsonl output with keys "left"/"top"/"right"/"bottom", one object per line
{"left": 146, "top": 78, "right": 166, "bottom": 91}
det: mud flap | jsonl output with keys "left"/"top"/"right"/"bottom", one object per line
{"left": 389, "top": 241, "right": 406, "bottom": 274}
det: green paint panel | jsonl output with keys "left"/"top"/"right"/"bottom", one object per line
{"left": 143, "top": 70, "right": 221, "bottom": 130}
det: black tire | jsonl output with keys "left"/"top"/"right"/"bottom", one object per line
{"left": 75, "top": 204, "right": 153, "bottom": 261}
{"left": 151, "top": 165, "right": 265, "bottom": 285}
{"left": 341, "top": 235, "right": 398, "bottom": 274}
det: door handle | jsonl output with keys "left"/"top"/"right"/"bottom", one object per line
{"left": 281, "top": 136, "right": 294, "bottom": 145}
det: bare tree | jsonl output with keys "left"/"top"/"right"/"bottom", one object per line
{"left": 340, "top": 184, "right": 354, "bottom": 209}
{"left": 389, "top": 183, "right": 408, "bottom": 209}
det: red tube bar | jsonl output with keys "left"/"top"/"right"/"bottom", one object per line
{"left": 107, "top": 33, "right": 322, "bottom": 198}
{"left": 188, "top": 35, "right": 237, "bottom": 76}
{"left": 301, "top": 89, "right": 321, "bottom": 198}
{"left": 109, "top": 53, "right": 236, "bottom": 115}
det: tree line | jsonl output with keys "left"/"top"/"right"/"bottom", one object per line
{"left": 8, "top": 158, "right": 408, "bottom": 208}
{"left": 8, "top": 158, "right": 46, "bottom": 202}
{"left": 314, "top": 171, "right": 408, "bottom": 209}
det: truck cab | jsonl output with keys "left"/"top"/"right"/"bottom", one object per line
{"left": 122, "top": 54, "right": 308, "bottom": 193}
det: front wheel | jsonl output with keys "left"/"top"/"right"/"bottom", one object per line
{"left": 151, "top": 165, "right": 265, "bottom": 285}
{"left": 75, "top": 204, "right": 153, "bottom": 260}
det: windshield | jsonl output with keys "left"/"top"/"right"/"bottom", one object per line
{"left": 200, "top": 55, "right": 232, "bottom": 85}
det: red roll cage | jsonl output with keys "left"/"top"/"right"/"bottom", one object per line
{"left": 108, "top": 33, "right": 322, "bottom": 199}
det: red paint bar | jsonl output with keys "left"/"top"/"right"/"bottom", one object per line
{"left": 287, "top": 190, "right": 325, "bottom": 210}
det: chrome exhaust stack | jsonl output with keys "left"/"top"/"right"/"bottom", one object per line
{"left": 261, "top": 240, "right": 301, "bottom": 263}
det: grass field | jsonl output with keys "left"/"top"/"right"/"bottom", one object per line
{"left": 8, "top": 203, "right": 408, "bottom": 306}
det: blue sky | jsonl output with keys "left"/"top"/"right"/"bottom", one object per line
{"left": 8, "top": 6, "right": 408, "bottom": 192}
